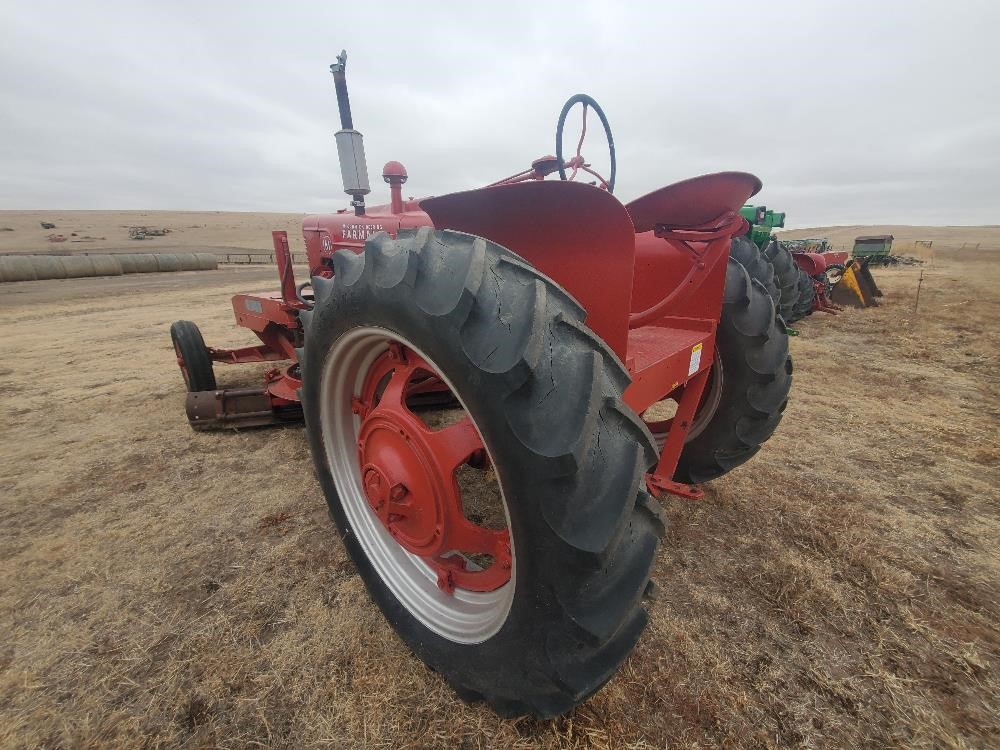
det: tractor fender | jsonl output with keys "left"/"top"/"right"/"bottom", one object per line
{"left": 792, "top": 251, "right": 827, "bottom": 276}
{"left": 421, "top": 180, "right": 636, "bottom": 359}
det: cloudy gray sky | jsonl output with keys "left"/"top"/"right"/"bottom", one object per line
{"left": 2, "top": 1, "right": 997, "bottom": 226}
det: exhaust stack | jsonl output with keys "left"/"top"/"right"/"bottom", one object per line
{"left": 330, "top": 51, "right": 370, "bottom": 216}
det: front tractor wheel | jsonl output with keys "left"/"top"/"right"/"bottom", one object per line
{"left": 300, "top": 227, "right": 664, "bottom": 718}
{"left": 170, "top": 320, "right": 216, "bottom": 392}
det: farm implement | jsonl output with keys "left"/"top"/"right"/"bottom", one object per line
{"left": 784, "top": 244, "right": 882, "bottom": 312}
{"left": 731, "top": 208, "right": 884, "bottom": 323}
{"left": 829, "top": 256, "right": 883, "bottom": 308}
{"left": 171, "top": 52, "right": 791, "bottom": 718}
{"left": 740, "top": 204, "right": 785, "bottom": 250}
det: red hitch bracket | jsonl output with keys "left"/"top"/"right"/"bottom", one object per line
{"left": 646, "top": 474, "right": 705, "bottom": 501}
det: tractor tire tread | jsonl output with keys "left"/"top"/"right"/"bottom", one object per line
{"left": 762, "top": 240, "right": 800, "bottom": 320}
{"left": 674, "top": 260, "right": 791, "bottom": 483}
{"left": 169, "top": 320, "right": 216, "bottom": 392}
{"left": 730, "top": 236, "right": 780, "bottom": 306}
{"left": 302, "top": 226, "right": 662, "bottom": 718}
{"left": 789, "top": 268, "right": 815, "bottom": 322}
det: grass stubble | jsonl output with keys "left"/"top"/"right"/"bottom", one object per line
{"left": 0, "top": 248, "right": 997, "bottom": 748}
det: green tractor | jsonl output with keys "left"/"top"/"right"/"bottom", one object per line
{"left": 739, "top": 204, "right": 786, "bottom": 250}
{"left": 730, "top": 204, "right": 814, "bottom": 323}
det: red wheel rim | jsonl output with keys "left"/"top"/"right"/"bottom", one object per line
{"left": 353, "top": 343, "right": 512, "bottom": 594}
{"left": 173, "top": 340, "right": 190, "bottom": 388}
{"left": 643, "top": 350, "right": 723, "bottom": 445}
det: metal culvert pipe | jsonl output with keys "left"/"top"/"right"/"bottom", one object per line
{"left": 61, "top": 256, "right": 96, "bottom": 278}
{"left": 130, "top": 254, "right": 160, "bottom": 273}
{"left": 0, "top": 256, "right": 39, "bottom": 282}
{"left": 30, "top": 255, "right": 68, "bottom": 280}
{"left": 155, "top": 254, "right": 181, "bottom": 272}
{"left": 1, "top": 252, "right": 222, "bottom": 282}
{"left": 177, "top": 253, "right": 201, "bottom": 271}
{"left": 195, "top": 253, "right": 219, "bottom": 270}
{"left": 117, "top": 254, "right": 139, "bottom": 274}
{"left": 89, "top": 255, "right": 124, "bottom": 276}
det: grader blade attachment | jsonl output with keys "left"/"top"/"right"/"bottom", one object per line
{"left": 831, "top": 259, "right": 882, "bottom": 308}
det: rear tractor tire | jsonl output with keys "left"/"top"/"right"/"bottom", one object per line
{"left": 647, "top": 259, "right": 792, "bottom": 484}
{"left": 170, "top": 320, "right": 216, "bottom": 392}
{"left": 789, "top": 268, "right": 816, "bottom": 322}
{"left": 762, "top": 239, "right": 800, "bottom": 321}
{"left": 300, "top": 227, "right": 665, "bottom": 718}
{"left": 730, "top": 235, "right": 780, "bottom": 306}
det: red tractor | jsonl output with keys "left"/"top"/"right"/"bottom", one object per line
{"left": 171, "top": 52, "right": 791, "bottom": 717}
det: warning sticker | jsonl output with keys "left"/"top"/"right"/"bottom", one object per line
{"left": 688, "top": 343, "right": 703, "bottom": 376}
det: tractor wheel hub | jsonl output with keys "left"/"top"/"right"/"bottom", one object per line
{"left": 351, "top": 344, "right": 512, "bottom": 594}
{"left": 358, "top": 414, "right": 446, "bottom": 557}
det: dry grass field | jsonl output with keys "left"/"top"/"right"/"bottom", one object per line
{"left": 0, "top": 211, "right": 304, "bottom": 256}
{"left": 1, "top": 234, "right": 998, "bottom": 748}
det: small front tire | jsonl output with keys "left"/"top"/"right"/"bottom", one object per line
{"left": 170, "top": 320, "right": 216, "bottom": 392}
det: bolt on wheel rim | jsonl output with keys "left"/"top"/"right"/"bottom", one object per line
{"left": 319, "top": 327, "right": 515, "bottom": 644}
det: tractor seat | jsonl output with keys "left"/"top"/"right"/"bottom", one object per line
{"left": 625, "top": 172, "right": 762, "bottom": 233}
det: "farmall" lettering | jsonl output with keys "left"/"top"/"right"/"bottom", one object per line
{"left": 341, "top": 223, "right": 385, "bottom": 241}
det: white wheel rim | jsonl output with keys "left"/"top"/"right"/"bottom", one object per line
{"left": 318, "top": 326, "right": 515, "bottom": 644}
{"left": 646, "top": 349, "right": 724, "bottom": 449}
{"left": 687, "top": 349, "right": 724, "bottom": 441}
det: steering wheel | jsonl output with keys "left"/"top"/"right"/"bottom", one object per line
{"left": 556, "top": 94, "right": 616, "bottom": 193}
